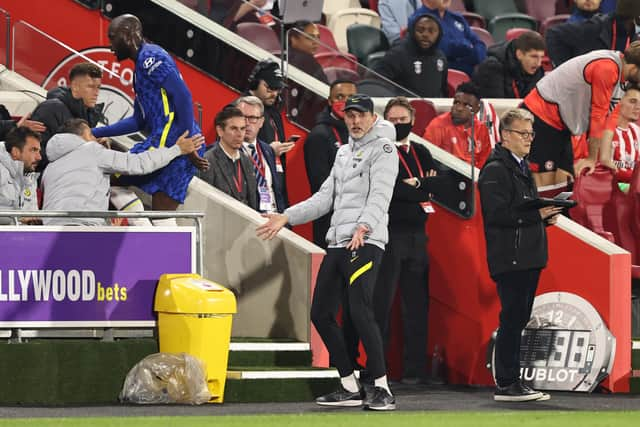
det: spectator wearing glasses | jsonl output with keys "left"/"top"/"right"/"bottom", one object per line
{"left": 200, "top": 106, "right": 257, "bottom": 209}
{"left": 235, "top": 96, "right": 287, "bottom": 213}
{"left": 423, "top": 82, "right": 491, "bottom": 168}
{"left": 478, "top": 108, "right": 562, "bottom": 402}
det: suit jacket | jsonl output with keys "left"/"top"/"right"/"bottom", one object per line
{"left": 200, "top": 143, "right": 258, "bottom": 210}
{"left": 254, "top": 139, "right": 287, "bottom": 213}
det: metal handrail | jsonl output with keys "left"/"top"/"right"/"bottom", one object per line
{"left": 0, "top": 7, "right": 10, "bottom": 67}
{"left": 0, "top": 210, "right": 205, "bottom": 275}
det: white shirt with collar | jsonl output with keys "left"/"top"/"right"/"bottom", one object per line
{"left": 243, "top": 140, "right": 277, "bottom": 213}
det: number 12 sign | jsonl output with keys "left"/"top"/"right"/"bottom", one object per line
{"left": 488, "top": 292, "right": 616, "bottom": 392}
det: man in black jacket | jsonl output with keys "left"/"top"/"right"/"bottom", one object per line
{"left": 374, "top": 96, "right": 439, "bottom": 385}
{"left": 304, "top": 79, "right": 357, "bottom": 248}
{"left": 373, "top": 11, "right": 448, "bottom": 97}
{"left": 473, "top": 31, "right": 546, "bottom": 99}
{"left": 30, "top": 62, "right": 105, "bottom": 172}
{"left": 546, "top": 0, "right": 640, "bottom": 66}
{"left": 478, "top": 108, "right": 563, "bottom": 402}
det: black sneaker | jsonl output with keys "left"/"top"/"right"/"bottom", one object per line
{"left": 521, "top": 384, "right": 551, "bottom": 401}
{"left": 364, "top": 386, "right": 396, "bottom": 411}
{"left": 316, "top": 385, "right": 365, "bottom": 407}
{"left": 494, "top": 382, "right": 544, "bottom": 402}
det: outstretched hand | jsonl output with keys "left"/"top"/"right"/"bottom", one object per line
{"left": 256, "top": 213, "right": 289, "bottom": 240}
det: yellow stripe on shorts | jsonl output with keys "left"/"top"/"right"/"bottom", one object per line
{"left": 349, "top": 261, "right": 373, "bottom": 285}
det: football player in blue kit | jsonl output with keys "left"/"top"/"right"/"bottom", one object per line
{"left": 92, "top": 14, "right": 208, "bottom": 222}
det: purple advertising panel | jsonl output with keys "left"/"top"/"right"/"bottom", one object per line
{"left": 0, "top": 227, "right": 195, "bottom": 327}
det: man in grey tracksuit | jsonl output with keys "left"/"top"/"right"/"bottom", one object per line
{"left": 257, "top": 94, "right": 399, "bottom": 411}
{"left": 0, "top": 127, "right": 41, "bottom": 224}
{"left": 41, "top": 118, "right": 203, "bottom": 226}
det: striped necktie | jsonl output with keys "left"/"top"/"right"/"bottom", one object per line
{"left": 249, "top": 144, "right": 266, "bottom": 188}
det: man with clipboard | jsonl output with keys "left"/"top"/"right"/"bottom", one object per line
{"left": 478, "top": 108, "right": 563, "bottom": 402}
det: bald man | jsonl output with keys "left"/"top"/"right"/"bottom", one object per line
{"left": 92, "top": 14, "right": 207, "bottom": 223}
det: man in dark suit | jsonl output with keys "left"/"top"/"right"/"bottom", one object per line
{"left": 235, "top": 96, "right": 286, "bottom": 213}
{"left": 478, "top": 108, "right": 562, "bottom": 402}
{"left": 199, "top": 106, "right": 257, "bottom": 209}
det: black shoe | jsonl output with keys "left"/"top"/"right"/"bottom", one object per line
{"left": 316, "top": 385, "right": 365, "bottom": 407}
{"left": 364, "top": 386, "right": 396, "bottom": 411}
{"left": 400, "top": 377, "right": 422, "bottom": 386}
{"left": 494, "top": 382, "right": 544, "bottom": 402}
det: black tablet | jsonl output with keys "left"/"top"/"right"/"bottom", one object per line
{"left": 517, "top": 197, "right": 578, "bottom": 211}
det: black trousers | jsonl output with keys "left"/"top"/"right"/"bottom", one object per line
{"left": 311, "top": 244, "right": 386, "bottom": 379}
{"left": 493, "top": 268, "right": 541, "bottom": 387}
{"left": 374, "top": 232, "right": 429, "bottom": 378}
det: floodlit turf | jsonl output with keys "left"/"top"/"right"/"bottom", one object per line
{"left": 2, "top": 412, "right": 640, "bottom": 427}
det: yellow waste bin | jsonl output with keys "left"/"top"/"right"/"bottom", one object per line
{"left": 154, "top": 273, "right": 237, "bottom": 403}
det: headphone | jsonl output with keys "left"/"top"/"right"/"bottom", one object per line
{"left": 247, "top": 59, "right": 281, "bottom": 91}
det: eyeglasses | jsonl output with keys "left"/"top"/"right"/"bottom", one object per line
{"left": 505, "top": 129, "right": 535, "bottom": 139}
{"left": 244, "top": 115, "right": 264, "bottom": 123}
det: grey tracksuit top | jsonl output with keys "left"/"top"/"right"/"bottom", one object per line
{"left": 285, "top": 117, "right": 399, "bottom": 249}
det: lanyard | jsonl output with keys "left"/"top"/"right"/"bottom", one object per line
{"left": 397, "top": 145, "right": 424, "bottom": 178}
{"left": 247, "top": 144, "right": 266, "bottom": 179}
{"left": 232, "top": 161, "right": 243, "bottom": 194}
{"left": 331, "top": 127, "right": 344, "bottom": 146}
{"left": 611, "top": 22, "right": 631, "bottom": 51}
{"left": 511, "top": 80, "right": 520, "bottom": 99}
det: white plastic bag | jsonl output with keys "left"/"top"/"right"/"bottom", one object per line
{"left": 120, "top": 352, "right": 212, "bottom": 404}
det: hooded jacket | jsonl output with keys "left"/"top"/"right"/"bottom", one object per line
{"left": 473, "top": 40, "right": 545, "bottom": 99}
{"left": 408, "top": 5, "right": 486, "bottom": 77}
{"left": 478, "top": 144, "right": 548, "bottom": 277}
{"left": 286, "top": 116, "right": 399, "bottom": 250}
{"left": 0, "top": 142, "right": 38, "bottom": 223}
{"left": 303, "top": 106, "right": 350, "bottom": 248}
{"left": 30, "top": 86, "right": 105, "bottom": 170}
{"left": 42, "top": 133, "right": 182, "bottom": 226}
{"left": 373, "top": 12, "right": 448, "bottom": 98}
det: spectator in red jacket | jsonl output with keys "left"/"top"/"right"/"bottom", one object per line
{"left": 423, "top": 82, "right": 491, "bottom": 168}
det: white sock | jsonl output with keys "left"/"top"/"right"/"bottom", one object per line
{"left": 152, "top": 218, "right": 178, "bottom": 227}
{"left": 374, "top": 375, "right": 392, "bottom": 395}
{"left": 109, "top": 187, "right": 152, "bottom": 226}
{"left": 340, "top": 373, "right": 359, "bottom": 393}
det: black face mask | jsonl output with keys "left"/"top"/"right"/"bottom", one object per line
{"left": 394, "top": 123, "right": 413, "bottom": 141}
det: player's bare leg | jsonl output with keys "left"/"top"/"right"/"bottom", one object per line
{"left": 151, "top": 191, "right": 179, "bottom": 226}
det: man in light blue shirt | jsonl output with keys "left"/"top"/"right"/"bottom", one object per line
{"left": 379, "top": 0, "right": 422, "bottom": 45}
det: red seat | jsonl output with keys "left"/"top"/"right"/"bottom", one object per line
{"left": 447, "top": 69, "right": 471, "bottom": 97}
{"left": 324, "top": 66, "right": 361, "bottom": 83}
{"left": 409, "top": 99, "right": 437, "bottom": 137}
{"left": 524, "top": 0, "right": 556, "bottom": 23}
{"left": 316, "top": 24, "right": 339, "bottom": 54}
{"left": 462, "top": 12, "right": 486, "bottom": 29}
{"left": 505, "top": 28, "right": 536, "bottom": 41}
{"left": 540, "top": 14, "right": 569, "bottom": 35}
{"left": 570, "top": 166, "right": 616, "bottom": 242}
{"left": 471, "top": 26, "right": 495, "bottom": 47}
{"left": 450, "top": 0, "right": 467, "bottom": 12}
{"left": 314, "top": 52, "right": 359, "bottom": 72}
{"left": 236, "top": 22, "right": 281, "bottom": 55}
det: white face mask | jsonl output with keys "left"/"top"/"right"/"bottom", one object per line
{"left": 635, "top": 18, "right": 640, "bottom": 35}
